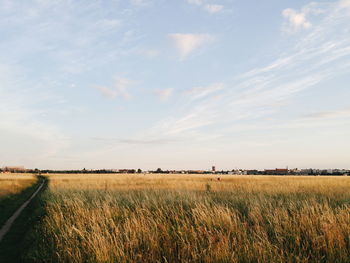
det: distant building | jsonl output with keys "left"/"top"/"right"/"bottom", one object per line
{"left": 117, "top": 169, "right": 136, "bottom": 173}
{"left": 3, "top": 166, "right": 26, "bottom": 173}
{"left": 300, "top": 169, "right": 312, "bottom": 174}
{"left": 188, "top": 170, "right": 206, "bottom": 174}
{"left": 246, "top": 170, "right": 259, "bottom": 175}
{"left": 289, "top": 168, "right": 301, "bottom": 175}
{"left": 264, "top": 168, "right": 289, "bottom": 175}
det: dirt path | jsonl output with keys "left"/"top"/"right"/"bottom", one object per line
{"left": 0, "top": 181, "right": 45, "bottom": 242}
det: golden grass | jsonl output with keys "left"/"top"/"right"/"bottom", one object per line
{"left": 27, "top": 174, "right": 350, "bottom": 263}
{"left": 0, "top": 173, "right": 36, "bottom": 199}
{"left": 47, "top": 173, "right": 350, "bottom": 193}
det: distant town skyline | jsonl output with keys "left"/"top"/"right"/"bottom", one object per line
{"left": 1, "top": 165, "right": 349, "bottom": 176}
{"left": 1, "top": 0, "right": 350, "bottom": 170}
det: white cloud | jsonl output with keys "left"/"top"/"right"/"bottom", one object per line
{"left": 95, "top": 77, "right": 133, "bottom": 99}
{"left": 187, "top": 0, "right": 204, "bottom": 5}
{"left": 153, "top": 88, "right": 173, "bottom": 102}
{"left": 0, "top": 64, "right": 69, "bottom": 161}
{"left": 168, "top": 33, "right": 214, "bottom": 60}
{"left": 282, "top": 8, "right": 312, "bottom": 33}
{"left": 187, "top": 0, "right": 224, "bottom": 13}
{"left": 303, "top": 108, "right": 350, "bottom": 119}
{"left": 204, "top": 4, "right": 224, "bottom": 13}
{"left": 150, "top": 109, "right": 215, "bottom": 137}
{"left": 137, "top": 48, "right": 159, "bottom": 58}
{"left": 96, "top": 19, "right": 121, "bottom": 30}
{"left": 130, "top": 0, "right": 150, "bottom": 6}
{"left": 184, "top": 83, "right": 224, "bottom": 100}
{"left": 150, "top": 0, "right": 350, "bottom": 141}
{"left": 339, "top": 0, "right": 350, "bottom": 7}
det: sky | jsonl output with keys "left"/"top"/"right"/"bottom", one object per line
{"left": 0, "top": 0, "right": 349, "bottom": 170}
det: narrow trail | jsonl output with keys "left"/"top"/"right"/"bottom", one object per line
{"left": 0, "top": 180, "right": 45, "bottom": 242}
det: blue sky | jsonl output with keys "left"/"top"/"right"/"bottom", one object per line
{"left": 0, "top": 0, "right": 349, "bottom": 170}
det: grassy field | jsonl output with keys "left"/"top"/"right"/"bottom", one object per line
{"left": 0, "top": 174, "right": 36, "bottom": 200}
{"left": 0, "top": 175, "right": 47, "bottom": 263}
{"left": 21, "top": 174, "right": 350, "bottom": 263}
{"left": 0, "top": 174, "right": 38, "bottom": 228}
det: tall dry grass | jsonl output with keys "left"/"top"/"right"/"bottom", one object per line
{"left": 27, "top": 174, "right": 350, "bottom": 263}
{"left": 0, "top": 173, "right": 36, "bottom": 199}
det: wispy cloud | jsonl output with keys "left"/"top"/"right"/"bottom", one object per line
{"left": 0, "top": 63, "right": 69, "bottom": 162}
{"left": 0, "top": 1, "right": 151, "bottom": 76}
{"left": 303, "top": 108, "right": 350, "bottom": 119}
{"left": 184, "top": 83, "right": 224, "bottom": 100}
{"left": 130, "top": 0, "right": 151, "bottom": 7}
{"left": 95, "top": 77, "right": 134, "bottom": 100}
{"left": 282, "top": 8, "right": 312, "bottom": 33}
{"left": 338, "top": 0, "right": 350, "bottom": 8}
{"left": 187, "top": 0, "right": 224, "bottom": 13}
{"left": 187, "top": 0, "right": 204, "bottom": 5}
{"left": 149, "top": 0, "right": 350, "bottom": 141}
{"left": 137, "top": 49, "right": 159, "bottom": 58}
{"left": 204, "top": 4, "right": 224, "bottom": 14}
{"left": 168, "top": 33, "right": 214, "bottom": 60}
{"left": 1, "top": 0, "right": 349, "bottom": 169}
{"left": 93, "top": 137, "right": 176, "bottom": 145}
{"left": 153, "top": 88, "right": 173, "bottom": 102}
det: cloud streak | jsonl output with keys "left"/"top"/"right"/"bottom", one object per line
{"left": 187, "top": 0, "right": 224, "bottom": 13}
{"left": 184, "top": 83, "right": 224, "bottom": 100}
{"left": 303, "top": 108, "right": 350, "bottom": 120}
{"left": 95, "top": 77, "right": 134, "bottom": 100}
{"left": 168, "top": 33, "right": 214, "bottom": 60}
{"left": 148, "top": 0, "right": 350, "bottom": 141}
{"left": 205, "top": 4, "right": 224, "bottom": 13}
{"left": 153, "top": 88, "right": 173, "bottom": 102}
{"left": 0, "top": 63, "right": 69, "bottom": 162}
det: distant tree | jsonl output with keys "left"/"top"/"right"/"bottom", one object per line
{"left": 137, "top": 168, "right": 142, "bottom": 173}
{"left": 155, "top": 168, "right": 163, "bottom": 173}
